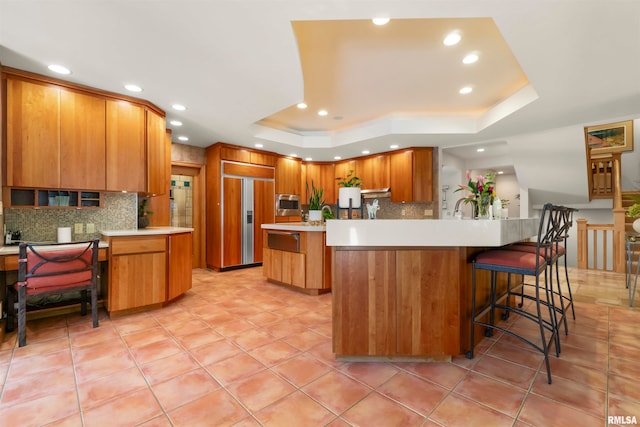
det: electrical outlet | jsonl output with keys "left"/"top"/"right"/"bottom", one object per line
{"left": 86, "top": 223, "right": 95, "bottom": 233}
{"left": 74, "top": 223, "right": 83, "bottom": 234}
{"left": 401, "top": 209, "right": 406, "bottom": 216}
{"left": 424, "top": 209, "right": 433, "bottom": 216}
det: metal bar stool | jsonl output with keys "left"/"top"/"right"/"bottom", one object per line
{"left": 467, "top": 203, "right": 559, "bottom": 384}
{"left": 506, "top": 205, "right": 577, "bottom": 338}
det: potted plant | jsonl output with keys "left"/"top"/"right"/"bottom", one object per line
{"left": 625, "top": 194, "right": 640, "bottom": 233}
{"left": 138, "top": 198, "right": 153, "bottom": 229}
{"left": 307, "top": 180, "right": 325, "bottom": 223}
{"left": 336, "top": 169, "right": 363, "bottom": 209}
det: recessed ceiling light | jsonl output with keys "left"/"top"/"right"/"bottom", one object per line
{"left": 178, "top": 136, "right": 189, "bottom": 141}
{"left": 169, "top": 120, "right": 183, "bottom": 126}
{"left": 477, "top": 148, "right": 485, "bottom": 152}
{"left": 172, "top": 104, "right": 187, "bottom": 111}
{"left": 497, "top": 171, "right": 504, "bottom": 174}
{"left": 334, "top": 156, "right": 342, "bottom": 160}
{"left": 362, "top": 150, "right": 370, "bottom": 155}
{"left": 297, "top": 102, "right": 307, "bottom": 109}
{"left": 124, "top": 84, "right": 143, "bottom": 92}
{"left": 459, "top": 86, "right": 473, "bottom": 94}
{"left": 48, "top": 64, "right": 71, "bottom": 75}
{"left": 443, "top": 31, "right": 461, "bottom": 46}
{"left": 318, "top": 109, "right": 328, "bottom": 116}
{"left": 462, "top": 53, "right": 479, "bottom": 64}
{"left": 305, "top": 157, "right": 312, "bottom": 161}
{"left": 372, "top": 17, "right": 390, "bottom": 26}
{"left": 390, "top": 144, "right": 399, "bottom": 149}
{"left": 255, "top": 143, "right": 263, "bottom": 148}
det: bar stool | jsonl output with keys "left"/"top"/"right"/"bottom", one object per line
{"left": 467, "top": 203, "right": 558, "bottom": 384}
{"left": 506, "top": 205, "right": 577, "bottom": 337}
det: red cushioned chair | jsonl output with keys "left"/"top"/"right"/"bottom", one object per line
{"left": 467, "top": 203, "right": 559, "bottom": 384}
{"left": 9, "top": 240, "right": 100, "bottom": 347}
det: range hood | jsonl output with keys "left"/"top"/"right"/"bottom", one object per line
{"left": 361, "top": 188, "right": 391, "bottom": 199}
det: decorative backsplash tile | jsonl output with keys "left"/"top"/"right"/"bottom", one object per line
{"left": 3, "top": 192, "right": 137, "bottom": 243}
{"left": 302, "top": 197, "right": 435, "bottom": 220}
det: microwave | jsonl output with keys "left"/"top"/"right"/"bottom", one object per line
{"left": 275, "top": 194, "right": 301, "bottom": 216}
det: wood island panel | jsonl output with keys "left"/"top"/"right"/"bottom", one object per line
{"left": 396, "top": 249, "right": 460, "bottom": 356}
{"left": 332, "top": 245, "right": 513, "bottom": 359}
{"left": 333, "top": 250, "right": 396, "bottom": 356}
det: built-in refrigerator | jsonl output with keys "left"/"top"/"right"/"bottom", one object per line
{"left": 221, "top": 168, "right": 275, "bottom": 269}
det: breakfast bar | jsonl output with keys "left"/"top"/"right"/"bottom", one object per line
{"left": 325, "top": 218, "right": 539, "bottom": 361}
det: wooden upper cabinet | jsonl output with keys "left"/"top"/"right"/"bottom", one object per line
{"left": 60, "top": 90, "right": 106, "bottom": 190}
{"left": 355, "top": 155, "right": 390, "bottom": 189}
{"left": 390, "top": 150, "right": 413, "bottom": 202}
{"left": 413, "top": 148, "right": 434, "bottom": 202}
{"left": 390, "top": 148, "right": 434, "bottom": 202}
{"left": 146, "top": 109, "right": 167, "bottom": 195}
{"left": 303, "top": 163, "right": 336, "bottom": 204}
{"left": 250, "top": 151, "right": 277, "bottom": 167}
{"left": 106, "top": 100, "right": 146, "bottom": 192}
{"left": 6, "top": 78, "right": 61, "bottom": 188}
{"left": 275, "top": 157, "right": 301, "bottom": 195}
{"left": 221, "top": 145, "right": 250, "bottom": 163}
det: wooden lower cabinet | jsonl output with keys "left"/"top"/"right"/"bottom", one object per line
{"left": 167, "top": 232, "right": 193, "bottom": 300}
{"left": 262, "top": 230, "right": 330, "bottom": 294}
{"left": 104, "top": 232, "right": 193, "bottom": 315}
{"left": 108, "top": 236, "right": 167, "bottom": 313}
{"left": 263, "top": 248, "right": 305, "bottom": 287}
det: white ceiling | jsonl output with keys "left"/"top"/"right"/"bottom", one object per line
{"left": 1, "top": 0, "right": 640, "bottom": 164}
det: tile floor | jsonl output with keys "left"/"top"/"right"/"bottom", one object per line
{"left": 0, "top": 266, "right": 638, "bottom": 426}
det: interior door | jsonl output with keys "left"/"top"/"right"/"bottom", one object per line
{"left": 223, "top": 176, "right": 242, "bottom": 267}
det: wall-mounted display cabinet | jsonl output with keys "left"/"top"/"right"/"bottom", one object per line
{"left": 4, "top": 188, "right": 102, "bottom": 208}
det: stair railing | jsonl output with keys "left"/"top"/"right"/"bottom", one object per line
{"left": 577, "top": 155, "right": 626, "bottom": 273}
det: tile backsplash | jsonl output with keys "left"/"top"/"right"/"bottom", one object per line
{"left": 303, "top": 197, "right": 436, "bottom": 220}
{"left": 3, "top": 192, "right": 137, "bottom": 243}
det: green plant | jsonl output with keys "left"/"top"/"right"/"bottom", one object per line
{"left": 625, "top": 194, "right": 640, "bottom": 218}
{"left": 336, "top": 169, "right": 363, "bottom": 188}
{"left": 138, "top": 198, "right": 153, "bottom": 217}
{"left": 306, "top": 180, "right": 325, "bottom": 210}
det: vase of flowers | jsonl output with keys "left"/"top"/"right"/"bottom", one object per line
{"left": 455, "top": 171, "right": 496, "bottom": 219}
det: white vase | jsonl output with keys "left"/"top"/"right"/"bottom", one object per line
{"left": 308, "top": 210, "right": 323, "bottom": 222}
{"left": 633, "top": 218, "right": 640, "bottom": 234}
{"left": 338, "top": 187, "right": 361, "bottom": 208}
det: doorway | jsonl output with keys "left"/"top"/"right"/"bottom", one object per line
{"left": 171, "top": 162, "right": 206, "bottom": 268}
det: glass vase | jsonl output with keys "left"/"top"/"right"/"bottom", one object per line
{"left": 476, "top": 195, "right": 491, "bottom": 219}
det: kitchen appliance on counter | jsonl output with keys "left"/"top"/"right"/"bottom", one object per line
{"left": 5, "top": 230, "right": 22, "bottom": 246}
{"left": 275, "top": 194, "right": 301, "bottom": 217}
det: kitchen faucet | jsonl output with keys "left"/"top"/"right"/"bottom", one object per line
{"left": 454, "top": 197, "right": 477, "bottom": 219}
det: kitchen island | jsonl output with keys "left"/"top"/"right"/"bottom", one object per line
{"left": 326, "top": 218, "right": 539, "bottom": 360}
{"left": 261, "top": 222, "right": 331, "bottom": 294}
{"left": 101, "top": 227, "right": 193, "bottom": 316}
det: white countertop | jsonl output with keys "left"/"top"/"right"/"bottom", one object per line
{"left": 101, "top": 226, "right": 194, "bottom": 237}
{"left": 0, "top": 240, "right": 110, "bottom": 255}
{"left": 261, "top": 222, "right": 326, "bottom": 232}
{"left": 325, "top": 218, "right": 540, "bottom": 247}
